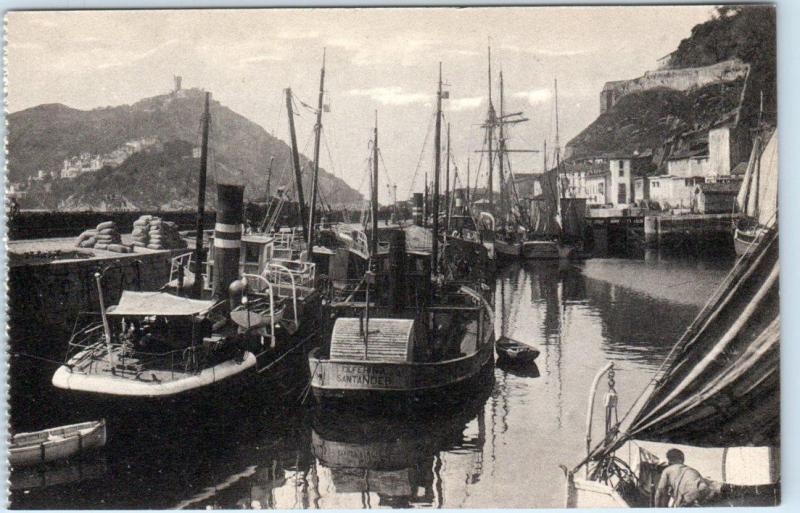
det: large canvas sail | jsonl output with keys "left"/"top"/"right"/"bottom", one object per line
{"left": 736, "top": 129, "right": 779, "bottom": 228}
{"left": 529, "top": 170, "right": 561, "bottom": 236}
{"left": 583, "top": 229, "right": 779, "bottom": 460}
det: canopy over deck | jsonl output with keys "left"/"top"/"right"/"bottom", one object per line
{"left": 107, "top": 291, "right": 216, "bottom": 317}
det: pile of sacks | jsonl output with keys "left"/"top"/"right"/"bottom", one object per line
{"left": 75, "top": 221, "right": 131, "bottom": 253}
{"left": 131, "top": 215, "right": 187, "bottom": 250}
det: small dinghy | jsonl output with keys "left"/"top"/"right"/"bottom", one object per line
{"left": 496, "top": 337, "right": 540, "bottom": 365}
{"left": 9, "top": 420, "right": 107, "bottom": 468}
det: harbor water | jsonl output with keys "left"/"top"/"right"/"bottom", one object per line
{"left": 10, "top": 253, "right": 734, "bottom": 509}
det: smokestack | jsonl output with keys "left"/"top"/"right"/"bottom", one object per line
{"left": 213, "top": 183, "right": 245, "bottom": 301}
{"left": 412, "top": 193, "right": 424, "bottom": 226}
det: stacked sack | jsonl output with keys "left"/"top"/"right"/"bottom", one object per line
{"left": 131, "top": 215, "right": 187, "bottom": 250}
{"left": 75, "top": 221, "right": 131, "bottom": 253}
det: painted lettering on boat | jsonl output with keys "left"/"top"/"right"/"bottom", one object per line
{"left": 333, "top": 364, "right": 403, "bottom": 388}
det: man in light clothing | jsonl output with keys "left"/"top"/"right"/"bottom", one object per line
{"left": 655, "top": 448, "right": 723, "bottom": 507}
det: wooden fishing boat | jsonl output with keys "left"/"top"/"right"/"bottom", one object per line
{"left": 563, "top": 220, "right": 780, "bottom": 507}
{"left": 522, "top": 239, "right": 561, "bottom": 259}
{"left": 494, "top": 238, "right": 522, "bottom": 259}
{"left": 309, "top": 80, "right": 495, "bottom": 410}
{"left": 495, "top": 336, "right": 540, "bottom": 364}
{"left": 9, "top": 420, "right": 107, "bottom": 468}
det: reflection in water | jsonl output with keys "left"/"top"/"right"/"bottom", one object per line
{"left": 311, "top": 393, "right": 488, "bottom": 508}
{"left": 11, "top": 254, "right": 731, "bottom": 509}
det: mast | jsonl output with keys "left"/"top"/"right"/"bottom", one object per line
{"left": 371, "top": 111, "right": 379, "bottom": 262}
{"left": 554, "top": 78, "right": 564, "bottom": 224}
{"left": 423, "top": 171, "right": 428, "bottom": 228}
{"left": 498, "top": 71, "right": 506, "bottom": 225}
{"left": 192, "top": 91, "right": 211, "bottom": 297}
{"left": 265, "top": 156, "right": 274, "bottom": 202}
{"left": 446, "top": 122, "right": 451, "bottom": 230}
{"left": 466, "top": 157, "right": 471, "bottom": 206}
{"left": 432, "top": 63, "right": 443, "bottom": 279}
{"left": 286, "top": 88, "right": 309, "bottom": 238}
{"left": 307, "top": 49, "right": 326, "bottom": 251}
{"left": 487, "top": 45, "right": 495, "bottom": 210}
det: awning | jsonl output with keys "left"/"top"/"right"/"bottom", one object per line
{"left": 107, "top": 291, "right": 216, "bottom": 317}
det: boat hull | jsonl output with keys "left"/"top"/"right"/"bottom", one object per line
{"left": 522, "top": 240, "right": 561, "bottom": 259}
{"left": 10, "top": 420, "right": 107, "bottom": 468}
{"left": 494, "top": 239, "right": 521, "bottom": 260}
{"left": 308, "top": 341, "right": 495, "bottom": 410}
{"left": 733, "top": 226, "right": 763, "bottom": 256}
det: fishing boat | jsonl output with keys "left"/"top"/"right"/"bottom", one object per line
{"left": 495, "top": 336, "right": 540, "bottom": 365}
{"left": 562, "top": 207, "right": 779, "bottom": 506}
{"left": 9, "top": 420, "right": 107, "bottom": 468}
{"left": 733, "top": 128, "right": 778, "bottom": 256}
{"left": 308, "top": 72, "right": 495, "bottom": 409}
{"left": 53, "top": 91, "right": 322, "bottom": 408}
{"left": 53, "top": 185, "right": 321, "bottom": 406}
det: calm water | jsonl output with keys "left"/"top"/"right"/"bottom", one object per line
{"left": 10, "top": 254, "right": 734, "bottom": 509}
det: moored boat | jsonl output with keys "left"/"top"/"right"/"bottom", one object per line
{"left": 495, "top": 336, "right": 540, "bottom": 364}
{"left": 10, "top": 420, "right": 107, "bottom": 468}
{"left": 53, "top": 184, "right": 321, "bottom": 409}
{"left": 308, "top": 75, "right": 496, "bottom": 410}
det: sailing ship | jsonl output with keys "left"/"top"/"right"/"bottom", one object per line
{"left": 733, "top": 128, "right": 778, "bottom": 256}
{"left": 308, "top": 68, "right": 496, "bottom": 409}
{"left": 562, "top": 196, "right": 779, "bottom": 506}
{"left": 522, "top": 79, "right": 574, "bottom": 260}
{"left": 53, "top": 93, "right": 322, "bottom": 408}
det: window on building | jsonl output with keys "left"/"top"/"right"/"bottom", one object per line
{"left": 618, "top": 160, "right": 625, "bottom": 177}
{"left": 618, "top": 183, "right": 626, "bottom": 204}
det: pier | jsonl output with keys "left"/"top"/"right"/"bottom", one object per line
{"left": 587, "top": 212, "right": 739, "bottom": 254}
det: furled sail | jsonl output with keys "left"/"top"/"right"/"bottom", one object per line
{"left": 585, "top": 227, "right": 779, "bottom": 464}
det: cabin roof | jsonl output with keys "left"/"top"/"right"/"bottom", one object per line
{"left": 107, "top": 291, "right": 217, "bottom": 316}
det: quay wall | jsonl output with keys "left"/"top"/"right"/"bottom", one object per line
{"left": 9, "top": 247, "right": 186, "bottom": 357}
{"left": 8, "top": 210, "right": 212, "bottom": 240}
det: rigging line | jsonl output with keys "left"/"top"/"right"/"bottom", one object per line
{"left": 407, "top": 110, "right": 437, "bottom": 196}
{"left": 377, "top": 148, "right": 395, "bottom": 190}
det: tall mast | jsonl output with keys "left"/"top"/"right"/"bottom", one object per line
{"left": 466, "top": 157, "right": 471, "bottom": 206}
{"left": 286, "top": 88, "right": 309, "bottom": 238}
{"left": 371, "top": 111, "right": 379, "bottom": 261}
{"left": 265, "top": 156, "right": 274, "bottom": 201}
{"left": 432, "top": 63, "right": 443, "bottom": 279}
{"left": 554, "top": 78, "right": 563, "bottom": 222}
{"left": 423, "top": 171, "right": 428, "bottom": 228}
{"left": 192, "top": 91, "right": 211, "bottom": 298}
{"left": 498, "top": 70, "right": 506, "bottom": 225}
{"left": 487, "top": 45, "right": 495, "bottom": 209}
{"left": 307, "top": 49, "right": 326, "bottom": 251}
{"left": 445, "top": 122, "right": 451, "bottom": 230}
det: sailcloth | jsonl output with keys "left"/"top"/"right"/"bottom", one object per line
{"left": 736, "top": 129, "right": 779, "bottom": 228}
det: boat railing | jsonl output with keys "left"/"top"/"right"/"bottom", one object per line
{"left": 66, "top": 335, "right": 219, "bottom": 381}
{"left": 241, "top": 273, "right": 279, "bottom": 343}
{"left": 168, "top": 251, "right": 195, "bottom": 286}
{"left": 261, "top": 263, "right": 304, "bottom": 326}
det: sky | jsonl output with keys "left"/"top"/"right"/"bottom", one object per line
{"left": 6, "top": 6, "right": 715, "bottom": 203}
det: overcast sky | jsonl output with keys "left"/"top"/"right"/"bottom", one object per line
{"left": 7, "top": 7, "right": 714, "bottom": 203}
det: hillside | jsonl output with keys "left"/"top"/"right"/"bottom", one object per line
{"left": 7, "top": 88, "right": 362, "bottom": 209}
{"left": 566, "top": 78, "right": 746, "bottom": 161}
{"left": 667, "top": 5, "right": 776, "bottom": 122}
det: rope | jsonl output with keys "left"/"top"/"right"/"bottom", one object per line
{"left": 407, "top": 111, "right": 436, "bottom": 196}
{"left": 11, "top": 351, "right": 65, "bottom": 366}
{"left": 256, "top": 332, "right": 316, "bottom": 374}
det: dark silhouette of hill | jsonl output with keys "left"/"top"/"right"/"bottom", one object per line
{"left": 8, "top": 88, "right": 362, "bottom": 210}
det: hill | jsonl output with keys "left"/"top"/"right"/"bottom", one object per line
{"left": 666, "top": 5, "right": 775, "bottom": 122}
{"left": 7, "top": 88, "right": 363, "bottom": 210}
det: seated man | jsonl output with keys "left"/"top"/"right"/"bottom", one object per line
{"left": 655, "top": 448, "right": 723, "bottom": 507}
